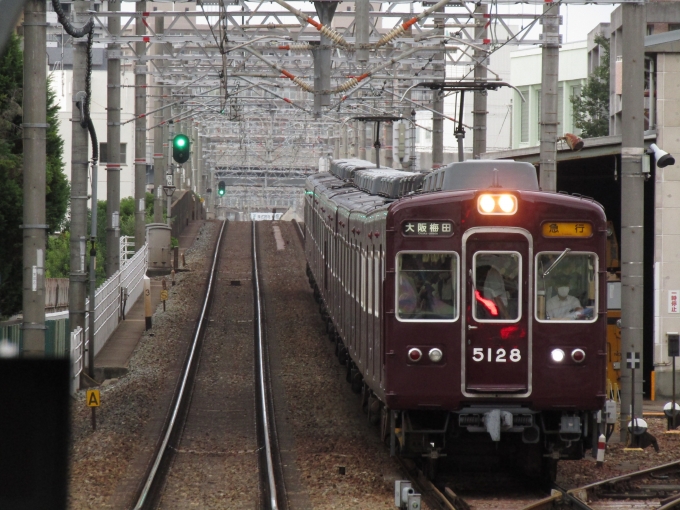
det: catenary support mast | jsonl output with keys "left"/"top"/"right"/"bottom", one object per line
{"left": 619, "top": 1, "right": 646, "bottom": 441}
{"left": 22, "top": 0, "right": 47, "bottom": 355}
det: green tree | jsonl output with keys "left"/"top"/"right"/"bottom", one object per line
{"left": 571, "top": 34, "right": 610, "bottom": 138}
{"left": 0, "top": 33, "right": 70, "bottom": 317}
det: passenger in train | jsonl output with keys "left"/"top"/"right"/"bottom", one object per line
{"left": 482, "top": 266, "right": 511, "bottom": 319}
{"left": 545, "top": 276, "right": 583, "bottom": 320}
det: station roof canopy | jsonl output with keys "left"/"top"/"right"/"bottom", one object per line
{"left": 481, "top": 133, "right": 658, "bottom": 165}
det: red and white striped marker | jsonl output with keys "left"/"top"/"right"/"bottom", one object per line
{"left": 596, "top": 433, "right": 606, "bottom": 466}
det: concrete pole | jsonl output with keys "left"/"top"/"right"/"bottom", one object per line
{"left": 312, "top": 2, "right": 337, "bottom": 116}
{"left": 353, "top": 121, "right": 359, "bottom": 158}
{"left": 153, "top": 15, "right": 164, "bottom": 223}
{"left": 431, "top": 5, "right": 445, "bottom": 169}
{"left": 169, "top": 119, "right": 176, "bottom": 226}
{"left": 473, "top": 3, "right": 488, "bottom": 158}
{"left": 192, "top": 123, "right": 199, "bottom": 192}
{"left": 539, "top": 2, "right": 560, "bottom": 192}
{"left": 22, "top": 0, "right": 47, "bottom": 355}
{"left": 355, "top": 0, "right": 369, "bottom": 64}
{"left": 197, "top": 128, "right": 203, "bottom": 198}
{"left": 105, "top": 0, "right": 121, "bottom": 277}
{"left": 134, "top": 2, "right": 147, "bottom": 250}
{"left": 341, "top": 123, "right": 348, "bottom": 159}
{"left": 69, "top": 0, "right": 90, "bottom": 337}
{"left": 162, "top": 84, "right": 170, "bottom": 222}
{"left": 619, "top": 1, "right": 646, "bottom": 441}
{"left": 359, "top": 121, "right": 366, "bottom": 160}
{"left": 333, "top": 125, "right": 340, "bottom": 159}
{"left": 384, "top": 123, "right": 393, "bottom": 168}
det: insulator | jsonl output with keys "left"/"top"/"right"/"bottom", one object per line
{"left": 293, "top": 76, "right": 314, "bottom": 93}
{"left": 319, "top": 25, "right": 348, "bottom": 47}
{"left": 288, "top": 42, "right": 310, "bottom": 52}
{"left": 459, "top": 415, "right": 481, "bottom": 426}
{"left": 375, "top": 25, "right": 405, "bottom": 48}
{"left": 336, "top": 78, "right": 358, "bottom": 92}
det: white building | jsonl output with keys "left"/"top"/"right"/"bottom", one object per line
{"left": 510, "top": 40, "right": 588, "bottom": 149}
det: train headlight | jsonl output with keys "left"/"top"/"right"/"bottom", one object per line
{"left": 551, "top": 348, "right": 565, "bottom": 363}
{"left": 428, "top": 348, "right": 443, "bottom": 363}
{"left": 498, "top": 194, "right": 515, "bottom": 213}
{"left": 408, "top": 348, "right": 422, "bottom": 363}
{"left": 477, "top": 194, "right": 518, "bottom": 215}
{"left": 479, "top": 194, "right": 496, "bottom": 213}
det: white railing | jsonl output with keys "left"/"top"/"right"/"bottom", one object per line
{"left": 120, "top": 236, "right": 135, "bottom": 268}
{"left": 83, "top": 243, "right": 148, "bottom": 363}
{"left": 71, "top": 327, "right": 84, "bottom": 395}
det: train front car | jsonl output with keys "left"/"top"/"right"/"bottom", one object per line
{"left": 385, "top": 161, "right": 607, "bottom": 482}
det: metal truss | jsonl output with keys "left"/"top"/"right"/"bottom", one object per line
{"left": 56, "top": 0, "right": 633, "bottom": 211}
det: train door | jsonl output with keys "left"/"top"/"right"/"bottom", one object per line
{"left": 462, "top": 229, "right": 532, "bottom": 397}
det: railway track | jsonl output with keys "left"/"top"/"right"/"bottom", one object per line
{"left": 130, "top": 221, "right": 287, "bottom": 509}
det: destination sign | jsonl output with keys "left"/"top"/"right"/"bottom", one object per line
{"left": 542, "top": 222, "right": 593, "bottom": 238}
{"left": 402, "top": 221, "right": 453, "bottom": 236}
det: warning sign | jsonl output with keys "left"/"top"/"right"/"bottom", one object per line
{"left": 86, "top": 389, "right": 100, "bottom": 407}
{"left": 160, "top": 290, "right": 169, "bottom": 301}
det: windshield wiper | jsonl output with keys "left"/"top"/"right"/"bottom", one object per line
{"left": 543, "top": 248, "right": 571, "bottom": 278}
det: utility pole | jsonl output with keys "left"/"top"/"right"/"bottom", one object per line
{"left": 153, "top": 15, "right": 164, "bottom": 223}
{"left": 69, "top": 0, "right": 90, "bottom": 337}
{"left": 341, "top": 123, "right": 348, "bottom": 159}
{"left": 134, "top": 2, "right": 147, "bottom": 250}
{"left": 106, "top": 0, "right": 121, "bottom": 276}
{"left": 163, "top": 84, "right": 171, "bottom": 223}
{"left": 22, "top": 0, "right": 47, "bottom": 355}
{"left": 353, "top": 121, "right": 359, "bottom": 158}
{"left": 359, "top": 120, "right": 366, "bottom": 160}
{"left": 539, "top": 1, "right": 560, "bottom": 192}
{"left": 619, "top": 1, "right": 646, "bottom": 441}
{"left": 472, "top": 3, "right": 488, "bottom": 158}
{"left": 312, "top": 1, "right": 338, "bottom": 117}
{"left": 431, "top": 4, "right": 445, "bottom": 168}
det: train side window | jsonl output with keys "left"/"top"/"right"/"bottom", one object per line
{"left": 396, "top": 252, "right": 458, "bottom": 321}
{"left": 473, "top": 252, "right": 521, "bottom": 322}
{"left": 535, "top": 252, "right": 597, "bottom": 322}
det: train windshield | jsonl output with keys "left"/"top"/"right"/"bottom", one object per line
{"left": 535, "top": 252, "right": 597, "bottom": 322}
{"left": 396, "top": 252, "right": 458, "bottom": 321}
{"left": 473, "top": 252, "right": 521, "bottom": 322}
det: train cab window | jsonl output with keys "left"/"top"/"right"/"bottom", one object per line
{"left": 396, "top": 252, "right": 458, "bottom": 321}
{"left": 536, "top": 252, "right": 597, "bottom": 322}
{"left": 473, "top": 252, "right": 520, "bottom": 322}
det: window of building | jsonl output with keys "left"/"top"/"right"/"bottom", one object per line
{"left": 99, "top": 143, "right": 127, "bottom": 164}
{"left": 520, "top": 88, "right": 529, "bottom": 143}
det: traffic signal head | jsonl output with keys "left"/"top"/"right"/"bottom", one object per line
{"left": 172, "top": 134, "right": 190, "bottom": 164}
{"left": 218, "top": 181, "right": 226, "bottom": 197}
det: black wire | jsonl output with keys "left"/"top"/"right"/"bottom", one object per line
{"left": 51, "top": 0, "right": 98, "bottom": 164}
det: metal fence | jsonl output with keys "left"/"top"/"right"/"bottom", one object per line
{"left": 86, "top": 242, "right": 148, "bottom": 359}
{"left": 0, "top": 242, "right": 148, "bottom": 395}
{"left": 71, "top": 327, "right": 83, "bottom": 394}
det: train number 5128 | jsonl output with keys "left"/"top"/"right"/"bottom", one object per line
{"left": 472, "top": 348, "right": 521, "bottom": 363}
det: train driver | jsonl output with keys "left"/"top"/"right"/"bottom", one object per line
{"left": 545, "top": 275, "right": 583, "bottom": 320}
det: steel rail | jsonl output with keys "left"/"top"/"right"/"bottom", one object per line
{"left": 252, "top": 222, "right": 280, "bottom": 510}
{"left": 132, "top": 219, "right": 227, "bottom": 510}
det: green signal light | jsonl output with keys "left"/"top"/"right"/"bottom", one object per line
{"left": 175, "top": 138, "right": 186, "bottom": 147}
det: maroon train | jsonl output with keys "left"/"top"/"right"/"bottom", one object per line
{"left": 304, "top": 158, "right": 607, "bottom": 481}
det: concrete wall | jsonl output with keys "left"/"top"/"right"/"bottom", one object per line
{"left": 654, "top": 52, "right": 680, "bottom": 397}
{"left": 170, "top": 191, "right": 205, "bottom": 240}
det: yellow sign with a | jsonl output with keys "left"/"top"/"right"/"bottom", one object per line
{"left": 160, "top": 290, "right": 169, "bottom": 301}
{"left": 87, "top": 389, "right": 100, "bottom": 407}
{"left": 542, "top": 222, "right": 593, "bottom": 238}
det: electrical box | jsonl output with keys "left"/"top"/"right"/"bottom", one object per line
{"left": 669, "top": 332, "right": 680, "bottom": 357}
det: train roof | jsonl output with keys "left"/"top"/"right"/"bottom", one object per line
{"left": 329, "top": 159, "right": 424, "bottom": 199}
{"left": 423, "top": 160, "right": 539, "bottom": 192}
